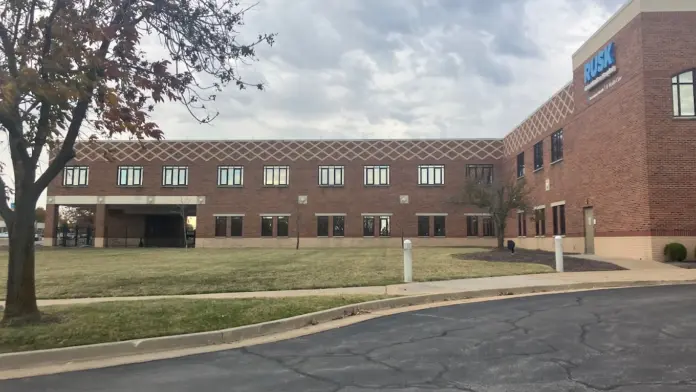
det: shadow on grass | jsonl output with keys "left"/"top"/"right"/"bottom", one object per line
{"left": 453, "top": 248, "right": 626, "bottom": 272}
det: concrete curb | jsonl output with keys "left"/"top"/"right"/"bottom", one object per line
{"left": 1, "top": 279, "right": 694, "bottom": 371}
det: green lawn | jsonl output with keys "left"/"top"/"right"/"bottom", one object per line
{"left": 0, "top": 247, "right": 552, "bottom": 299}
{"left": 0, "top": 296, "right": 385, "bottom": 353}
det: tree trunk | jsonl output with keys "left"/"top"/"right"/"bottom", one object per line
{"left": 496, "top": 222, "right": 507, "bottom": 250}
{"left": 3, "top": 210, "right": 40, "bottom": 323}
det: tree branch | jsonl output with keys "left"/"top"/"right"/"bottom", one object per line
{"left": 0, "top": 176, "right": 16, "bottom": 225}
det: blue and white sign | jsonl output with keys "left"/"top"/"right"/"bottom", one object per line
{"left": 584, "top": 42, "right": 617, "bottom": 92}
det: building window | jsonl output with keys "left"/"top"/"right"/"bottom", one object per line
{"left": 277, "top": 216, "right": 289, "bottom": 237}
{"left": 364, "top": 165, "right": 390, "bottom": 186}
{"left": 417, "top": 216, "right": 430, "bottom": 237}
{"left": 418, "top": 165, "right": 445, "bottom": 186}
{"left": 553, "top": 204, "right": 566, "bottom": 236}
{"left": 466, "top": 164, "right": 494, "bottom": 184}
{"left": 517, "top": 153, "right": 525, "bottom": 178}
{"left": 215, "top": 217, "right": 227, "bottom": 237}
{"left": 673, "top": 70, "right": 696, "bottom": 117}
{"left": 363, "top": 216, "right": 375, "bottom": 236}
{"left": 230, "top": 216, "right": 243, "bottom": 237}
{"left": 261, "top": 216, "right": 273, "bottom": 237}
{"left": 551, "top": 130, "right": 564, "bottom": 163}
{"left": 517, "top": 212, "right": 527, "bottom": 237}
{"left": 535, "top": 208, "right": 546, "bottom": 236}
{"left": 63, "top": 166, "right": 89, "bottom": 186}
{"left": 263, "top": 166, "right": 289, "bottom": 186}
{"left": 317, "top": 216, "right": 329, "bottom": 237}
{"left": 466, "top": 216, "right": 479, "bottom": 237}
{"left": 379, "top": 216, "right": 391, "bottom": 237}
{"left": 434, "top": 216, "right": 446, "bottom": 237}
{"left": 333, "top": 216, "right": 345, "bottom": 237}
{"left": 318, "top": 165, "right": 344, "bottom": 187}
{"left": 483, "top": 217, "right": 495, "bottom": 237}
{"left": 117, "top": 166, "right": 143, "bottom": 186}
{"left": 162, "top": 166, "right": 188, "bottom": 186}
{"left": 218, "top": 166, "right": 243, "bottom": 187}
{"left": 533, "top": 141, "right": 543, "bottom": 171}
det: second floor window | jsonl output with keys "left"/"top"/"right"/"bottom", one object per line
{"left": 117, "top": 166, "right": 143, "bottom": 186}
{"left": 162, "top": 166, "right": 188, "bottom": 186}
{"left": 551, "top": 129, "right": 564, "bottom": 162}
{"left": 218, "top": 166, "right": 243, "bottom": 187}
{"left": 533, "top": 141, "right": 543, "bottom": 170}
{"left": 63, "top": 166, "right": 89, "bottom": 186}
{"left": 465, "top": 164, "right": 494, "bottom": 184}
{"left": 318, "top": 165, "right": 344, "bottom": 186}
{"left": 418, "top": 165, "right": 444, "bottom": 185}
{"left": 263, "top": 166, "right": 289, "bottom": 186}
{"left": 517, "top": 153, "right": 525, "bottom": 178}
{"left": 364, "top": 165, "right": 389, "bottom": 186}
{"left": 673, "top": 70, "right": 695, "bottom": 117}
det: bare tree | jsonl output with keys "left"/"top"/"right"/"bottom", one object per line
{"left": 454, "top": 176, "right": 532, "bottom": 249}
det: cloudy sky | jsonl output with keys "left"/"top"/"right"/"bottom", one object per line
{"left": 148, "top": 0, "right": 626, "bottom": 141}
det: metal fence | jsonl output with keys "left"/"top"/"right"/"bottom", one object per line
{"left": 56, "top": 224, "right": 94, "bottom": 247}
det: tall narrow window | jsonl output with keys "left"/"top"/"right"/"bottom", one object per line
{"left": 673, "top": 70, "right": 696, "bottom": 117}
{"left": 379, "top": 216, "right": 391, "bottom": 237}
{"left": 63, "top": 166, "right": 89, "bottom": 186}
{"left": 333, "top": 216, "right": 345, "bottom": 237}
{"left": 364, "top": 165, "right": 390, "bottom": 186}
{"left": 533, "top": 141, "right": 544, "bottom": 170}
{"left": 363, "top": 216, "right": 375, "bottom": 236}
{"left": 553, "top": 204, "right": 566, "bottom": 236}
{"left": 117, "top": 166, "right": 143, "bottom": 186}
{"left": 466, "top": 216, "right": 479, "bottom": 237}
{"left": 215, "top": 216, "right": 228, "bottom": 237}
{"left": 317, "top": 216, "right": 330, "bottom": 237}
{"left": 261, "top": 216, "right": 274, "bottom": 237}
{"left": 417, "top": 216, "right": 430, "bottom": 237}
{"left": 551, "top": 130, "right": 564, "bottom": 163}
{"left": 535, "top": 208, "right": 546, "bottom": 236}
{"left": 218, "top": 166, "right": 244, "bottom": 187}
{"left": 230, "top": 217, "right": 243, "bottom": 237}
{"left": 263, "top": 166, "right": 290, "bottom": 186}
{"left": 162, "top": 166, "right": 188, "bottom": 186}
{"left": 466, "top": 164, "right": 494, "bottom": 184}
{"left": 277, "top": 216, "right": 289, "bottom": 237}
{"left": 418, "top": 165, "right": 445, "bottom": 185}
{"left": 434, "top": 216, "right": 446, "bottom": 237}
{"left": 483, "top": 217, "right": 495, "bottom": 237}
{"left": 318, "top": 166, "right": 345, "bottom": 186}
{"left": 517, "top": 212, "right": 527, "bottom": 237}
{"left": 517, "top": 153, "right": 525, "bottom": 178}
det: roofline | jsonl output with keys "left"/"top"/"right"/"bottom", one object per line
{"left": 502, "top": 81, "right": 572, "bottom": 140}
{"left": 76, "top": 137, "right": 504, "bottom": 143}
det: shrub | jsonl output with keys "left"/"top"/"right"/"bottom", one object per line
{"left": 664, "top": 243, "right": 687, "bottom": 262}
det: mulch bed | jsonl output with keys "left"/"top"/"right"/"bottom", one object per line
{"left": 454, "top": 249, "right": 626, "bottom": 272}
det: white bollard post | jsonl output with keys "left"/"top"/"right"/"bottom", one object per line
{"left": 403, "top": 239, "right": 413, "bottom": 283}
{"left": 554, "top": 235, "right": 564, "bottom": 272}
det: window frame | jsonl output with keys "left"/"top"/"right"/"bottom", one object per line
{"left": 417, "top": 216, "right": 430, "bottom": 237}
{"left": 466, "top": 216, "right": 479, "bottom": 237}
{"left": 230, "top": 216, "right": 243, "bottom": 237}
{"left": 161, "top": 166, "right": 189, "bottom": 187}
{"left": 217, "top": 166, "right": 244, "bottom": 187}
{"left": 260, "top": 216, "right": 274, "bottom": 237}
{"left": 362, "top": 216, "right": 375, "bottom": 237}
{"left": 417, "top": 164, "right": 445, "bottom": 186}
{"left": 214, "top": 216, "right": 228, "bottom": 237}
{"left": 318, "top": 165, "right": 345, "bottom": 187}
{"left": 63, "top": 165, "right": 90, "bottom": 187}
{"left": 332, "top": 216, "right": 345, "bottom": 237}
{"left": 551, "top": 129, "right": 564, "bottom": 163}
{"left": 552, "top": 204, "right": 567, "bottom": 236}
{"left": 535, "top": 208, "right": 546, "bottom": 237}
{"left": 433, "top": 216, "right": 446, "bottom": 237}
{"left": 672, "top": 70, "right": 696, "bottom": 117}
{"left": 482, "top": 217, "right": 495, "bottom": 237}
{"left": 263, "top": 165, "right": 290, "bottom": 187}
{"left": 378, "top": 216, "right": 391, "bottom": 237}
{"left": 517, "top": 211, "right": 527, "bottom": 237}
{"left": 117, "top": 165, "right": 143, "bottom": 187}
{"left": 533, "top": 141, "right": 544, "bottom": 171}
{"left": 316, "top": 215, "right": 330, "bottom": 237}
{"left": 363, "top": 165, "right": 390, "bottom": 186}
{"left": 516, "top": 153, "right": 525, "bottom": 178}
{"left": 465, "top": 164, "right": 494, "bottom": 185}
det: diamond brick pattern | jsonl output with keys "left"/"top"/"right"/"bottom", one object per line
{"left": 503, "top": 83, "right": 575, "bottom": 156}
{"left": 73, "top": 139, "right": 505, "bottom": 163}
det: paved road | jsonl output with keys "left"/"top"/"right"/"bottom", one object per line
{"left": 5, "top": 285, "right": 696, "bottom": 391}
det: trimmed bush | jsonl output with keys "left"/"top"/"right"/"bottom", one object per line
{"left": 664, "top": 243, "right": 687, "bottom": 262}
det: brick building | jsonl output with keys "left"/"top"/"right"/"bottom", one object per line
{"left": 44, "top": 0, "right": 696, "bottom": 260}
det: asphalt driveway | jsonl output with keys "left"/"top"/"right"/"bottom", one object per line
{"left": 5, "top": 285, "right": 696, "bottom": 391}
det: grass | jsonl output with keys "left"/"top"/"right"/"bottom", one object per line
{"left": 0, "top": 296, "right": 386, "bottom": 353}
{"left": 0, "top": 247, "right": 553, "bottom": 299}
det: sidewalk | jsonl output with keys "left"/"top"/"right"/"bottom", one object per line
{"left": 25, "top": 267, "right": 696, "bottom": 307}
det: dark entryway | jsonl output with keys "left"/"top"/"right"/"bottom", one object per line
{"left": 144, "top": 214, "right": 188, "bottom": 248}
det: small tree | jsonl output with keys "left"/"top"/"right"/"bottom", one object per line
{"left": 454, "top": 176, "right": 532, "bottom": 249}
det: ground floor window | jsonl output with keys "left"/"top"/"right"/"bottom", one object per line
{"left": 215, "top": 216, "right": 244, "bottom": 237}
{"left": 417, "top": 216, "right": 430, "bottom": 237}
{"left": 553, "top": 205, "right": 566, "bottom": 236}
{"left": 215, "top": 216, "right": 227, "bottom": 237}
{"left": 317, "top": 216, "right": 330, "bottom": 237}
{"left": 261, "top": 216, "right": 274, "bottom": 237}
{"left": 517, "top": 212, "right": 527, "bottom": 237}
{"left": 363, "top": 216, "right": 374, "bottom": 236}
{"left": 466, "top": 216, "right": 479, "bottom": 237}
{"left": 379, "top": 216, "right": 391, "bottom": 237}
{"left": 333, "top": 216, "right": 345, "bottom": 237}
{"left": 483, "top": 217, "right": 495, "bottom": 237}
{"left": 277, "top": 216, "right": 289, "bottom": 237}
{"left": 434, "top": 216, "right": 446, "bottom": 237}
{"left": 535, "top": 208, "right": 546, "bottom": 236}
{"left": 230, "top": 217, "right": 243, "bottom": 237}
